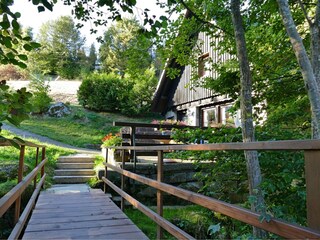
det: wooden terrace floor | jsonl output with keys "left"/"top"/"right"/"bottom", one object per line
{"left": 22, "top": 184, "right": 148, "bottom": 239}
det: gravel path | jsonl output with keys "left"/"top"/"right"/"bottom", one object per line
{"left": 7, "top": 80, "right": 81, "bottom": 104}
{"left": 2, "top": 123, "right": 100, "bottom": 155}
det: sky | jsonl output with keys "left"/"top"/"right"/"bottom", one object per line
{"left": 11, "top": 1, "right": 167, "bottom": 51}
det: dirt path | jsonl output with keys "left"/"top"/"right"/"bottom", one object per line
{"left": 7, "top": 80, "right": 81, "bottom": 104}
{"left": 2, "top": 123, "right": 100, "bottom": 155}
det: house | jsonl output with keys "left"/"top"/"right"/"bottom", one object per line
{"left": 151, "top": 30, "right": 241, "bottom": 128}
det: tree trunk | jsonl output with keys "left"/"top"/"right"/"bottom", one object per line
{"left": 230, "top": 0, "right": 266, "bottom": 237}
{"left": 277, "top": 0, "right": 320, "bottom": 139}
{"left": 310, "top": 1, "right": 320, "bottom": 138}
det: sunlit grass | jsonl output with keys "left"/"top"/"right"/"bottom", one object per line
{"left": 0, "top": 130, "right": 76, "bottom": 196}
{"left": 17, "top": 105, "right": 160, "bottom": 148}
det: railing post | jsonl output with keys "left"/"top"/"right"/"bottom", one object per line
{"left": 131, "top": 126, "right": 137, "bottom": 172}
{"left": 34, "top": 147, "right": 39, "bottom": 190}
{"left": 15, "top": 145, "right": 25, "bottom": 224}
{"left": 121, "top": 149, "right": 126, "bottom": 211}
{"left": 41, "top": 147, "right": 46, "bottom": 189}
{"left": 41, "top": 147, "right": 46, "bottom": 177}
{"left": 304, "top": 150, "right": 320, "bottom": 231}
{"left": 104, "top": 151, "right": 108, "bottom": 194}
{"left": 157, "top": 150, "right": 164, "bottom": 240}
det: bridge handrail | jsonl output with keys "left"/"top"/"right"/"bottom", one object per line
{"left": 0, "top": 140, "right": 47, "bottom": 239}
{"left": 112, "top": 139, "right": 320, "bottom": 151}
{"left": 105, "top": 139, "right": 320, "bottom": 239}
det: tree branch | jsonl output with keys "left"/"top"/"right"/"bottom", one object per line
{"left": 297, "top": 0, "right": 313, "bottom": 26}
{"left": 178, "top": 0, "right": 233, "bottom": 36}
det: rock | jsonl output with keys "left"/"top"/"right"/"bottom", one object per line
{"left": 47, "top": 102, "right": 71, "bottom": 117}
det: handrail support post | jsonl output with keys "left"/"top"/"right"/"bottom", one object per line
{"left": 104, "top": 150, "right": 108, "bottom": 194}
{"left": 34, "top": 147, "right": 39, "bottom": 190}
{"left": 14, "top": 145, "right": 25, "bottom": 224}
{"left": 121, "top": 149, "right": 126, "bottom": 211}
{"left": 40, "top": 147, "right": 46, "bottom": 189}
{"left": 157, "top": 150, "right": 164, "bottom": 240}
{"left": 304, "top": 150, "right": 320, "bottom": 231}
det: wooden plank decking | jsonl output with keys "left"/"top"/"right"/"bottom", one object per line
{"left": 22, "top": 185, "right": 148, "bottom": 239}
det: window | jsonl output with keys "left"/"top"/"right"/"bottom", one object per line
{"left": 201, "top": 104, "right": 239, "bottom": 127}
{"left": 198, "top": 52, "right": 210, "bottom": 78}
{"left": 221, "top": 105, "right": 235, "bottom": 126}
{"left": 202, "top": 107, "right": 218, "bottom": 127}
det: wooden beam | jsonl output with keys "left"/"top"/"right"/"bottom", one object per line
{"left": 114, "top": 121, "right": 207, "bottom": 129}
{"left": 102, "top": 177, "right": 195, "bottom": 240}
{"left": 121, "top": 150, "right": 126, "bottom": 211}
{"left": 105, "top": 162, "right": 320, "bottom": 238}
{"left": 111, "top": 139, "right": 320, "bottom": 151}
{"left": 304, "top": 150, "right": 320, "bottom": 231}
{"left": 15, "top": 145, "right": 25, "bottom": 224}
{"left": 157, "top": 151, "right": 164, "bottom": 240}
{"left": 121, "top": 134, "right": 172, "bottom": 140}
{"left": 41, "top": 147, "right": 46, "bottom": 178}
{"left": 8, "top": 174, "right": 46, "bottom": 240}
{"left": 34, "top": 147, "right": 39, "bottom": 190}
{"left": 0, "top": 158, "right": 47, "bottom": 217}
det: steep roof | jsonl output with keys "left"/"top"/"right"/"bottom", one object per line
{"left": 151, "top": 10, "right": 198, "bottom": 114}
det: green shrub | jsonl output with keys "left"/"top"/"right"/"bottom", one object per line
{"left": 78, "top": 73, "right": 127, "bottom": 112}
{"left": 28, "top": 74, "right": 52, "bottom": 114}
{"left": 169, "top": 126, "right": 309, "bottom": 227}
{"left": 78, "top": 68, "right": 157, "bottom": 116}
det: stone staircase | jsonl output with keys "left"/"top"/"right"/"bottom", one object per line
{"left": 53, "top": 154, "right": 96, "bottom": 184}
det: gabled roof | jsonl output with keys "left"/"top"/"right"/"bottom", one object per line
{"left": 151, "top": 10, "right": 199, "bottom": 114}
{"left": 151, "top": 59, "right": 185, "bottom": 113}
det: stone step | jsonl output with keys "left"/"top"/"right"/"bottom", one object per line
{"left": 53, "top": 176, "right": 95, "bottom": 184}
{"left": 54, "top": 169, "right": 96, "bottom": 176}
{"left": 56, "top": 163, "right": 94, "bottom": 169}
{"left": 57, "top": 155, "right": 95, "bottom": 163}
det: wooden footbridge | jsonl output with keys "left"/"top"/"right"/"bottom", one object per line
{"left": 1, "top": 134, "right": 320, "bottom": 239}
{"left": 23, "top": 185, "right": 147, "bottom": 239}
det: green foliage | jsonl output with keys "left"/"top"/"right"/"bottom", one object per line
{"left": 170, "top": 125, "right": 309, "bottom": 227}
{"left": 99, "top": 17, "right": 153, "bottom": 78}
{"left": 170, "top": 127, "right": 246, "bottom": 203}
{"left": 27, "top": 16, "right": 86, "bottom": 79}
{"left": 123, "top": 66, "right": 158, "bottom": 115}
{"left": 78, "top": 70, "right": 157, "bottom": 116}
{"left": 204, "top": 61, "right": 240, "bottom": 100}
{"left": 28, "top": 74, "right": 53, "bottom": 114}
{"left": 0, "top": 80, "right": 33, "bottom": 130}
{"left": 78, "top": 73, "right": 126, "bottom": 112}
{"left": 171, "top": 124, "right": 310, "bottom": 227}
{"left": 0, "top": 1, "right": 45, "bottom": 68}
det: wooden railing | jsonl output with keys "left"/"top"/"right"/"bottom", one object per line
{"left": 0, "top": 139, "right": 47, "bottom": 239}
{"left": 113, "top": 121, "right": 207, "bottom": 170}
{"left": 103, "top": 140, "right": 320, "bottom": 239}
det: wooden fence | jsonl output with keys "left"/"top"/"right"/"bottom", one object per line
{"left": 113, "top": 121, "right": 207, "bottom": 170}
{"left": 0, "top": 139, "right": 47, "bottom": 239}
{"left": 103, "top": 139, "right": 320, "bottom": 239}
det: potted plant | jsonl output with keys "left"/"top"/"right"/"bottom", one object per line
{"left": 101, "top": 133, "right": 124, "bottom": 163}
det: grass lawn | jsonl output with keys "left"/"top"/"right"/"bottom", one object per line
{"left": 16, "top": 105, "right": 161, "bottom": 148}
{"left": 0, "top": 130, "right": 76, "bottom": 196}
